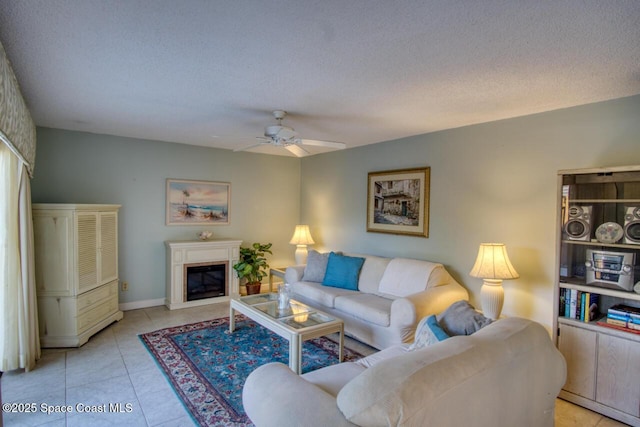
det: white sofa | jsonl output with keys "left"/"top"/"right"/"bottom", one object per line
{"left": 243, "top": 317, "right": 567, "bottom": 427}
{"left": 284, "top": 252, "right": 469, "bottom": 349}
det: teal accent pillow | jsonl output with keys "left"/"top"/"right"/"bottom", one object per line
{"left": 409, "top": 315, "right": 450, "bottom": 351}
{"left": 322, "top": 252, "right": 365, "bottom": 290}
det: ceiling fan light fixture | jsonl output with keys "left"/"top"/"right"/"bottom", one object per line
{"left": 236, "top": 108, "right": 347, "bottom": 156}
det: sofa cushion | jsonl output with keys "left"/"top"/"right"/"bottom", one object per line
{"left": 334, "top": 294, "right": 392, "bottom": 327}
{"left": 302, "top": 250, "right": 330, "bottom": 282}
{"left": 437, "top": 300, "right": 492, "bottom": 336}
{"left": 354, "top": 255, "right": 391, "bottom": 295}
{"left": 302, "top": 362, "right": 366, "bottom": 397}
{"left": 355, "top": 344, "right": 410, "bottom": 368}
{"left": 322, "top": 253, "right": 365, "bottom": 291}
{"left": 408, "top": 315, "right": 449, "bottom": 351}
{"left": 378, "top": 258, "right": 442, "bottom": 297}
{"left": 290, "top": 281, "right": 356, "bottom": 308}
{"left": 336, "top": 334, "right": 479, "bottom": 425}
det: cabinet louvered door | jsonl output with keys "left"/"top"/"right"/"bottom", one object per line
{"left": 76, "top": 213, "right": 98, "bottom": 293}
{"left": 33, "top": 204, "right": 122, "bottom": 348}
{"left": 100, "top": 212, "right": 118, "bottom": 285}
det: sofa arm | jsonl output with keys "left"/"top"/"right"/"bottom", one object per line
{"left": 284, "top": 265, "right": 305, "bottom": 284}
{"left": 243, "top": 363, "right": 356, "bottom": 427}
{"left": 407, "top": 283, "right": 469, "bottom": 321}
{"left": 390, "top": 284, "right": 469, "bottom": 329}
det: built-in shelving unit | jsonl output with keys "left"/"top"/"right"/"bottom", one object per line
{"left": 554, "top": 166, "right": 640, "bottom": 426}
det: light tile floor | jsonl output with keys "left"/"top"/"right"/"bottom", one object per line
{"left": 1, "top": 302, "right": 630, "bottom": 426}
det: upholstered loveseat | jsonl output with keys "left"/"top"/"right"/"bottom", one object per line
{"left": 243, "top": 317, "right": 567, "bottom": 427}
{"left": 284, "top": 251, "right": 469, "bottom": 349}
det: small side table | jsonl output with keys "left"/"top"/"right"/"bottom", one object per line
{"left": 269, "top": 267, "right": 287, "bottom": 293}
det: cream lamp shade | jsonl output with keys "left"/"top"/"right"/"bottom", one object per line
{"left": 289, "top": 225, "right": 315, "bottom": 265}
{"left": 470, "top": 243, "right": 519, "bottom": 320}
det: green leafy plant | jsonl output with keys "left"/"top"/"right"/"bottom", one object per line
{"left": 232, "top": 242, "right": 273, "bottom": 284}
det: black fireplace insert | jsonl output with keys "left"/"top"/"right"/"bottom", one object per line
{"left": 183, "top": 262, "right": 228, "bottom": 301}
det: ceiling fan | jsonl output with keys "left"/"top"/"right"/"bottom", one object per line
{"left": 234, "top": 110, "right": 346, "bottom": 157}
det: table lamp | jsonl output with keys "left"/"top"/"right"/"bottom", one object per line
{"left": 289, "top": 225, "right": 315, "bottom": 265}
{"left": 469, "top": 243, "right": 519, "bottom": 320}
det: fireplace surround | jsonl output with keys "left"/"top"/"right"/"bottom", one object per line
{"left": 165, "top": 239, "right": 242, "bottom": 310}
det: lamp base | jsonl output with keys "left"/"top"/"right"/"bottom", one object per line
{"left": 481, "top": 279, "right": 504, "bottom": 320}
{"left": 294, "top": 245, "right": 308, "bottom": 265}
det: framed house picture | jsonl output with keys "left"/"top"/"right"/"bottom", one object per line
{"left": 166, "top": 179, "right": 230, "bottom": 226}
{"left": 367, "top": 167, "right": 430, "bottom": 237}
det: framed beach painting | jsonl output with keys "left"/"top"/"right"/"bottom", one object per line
{"left": 166, "top": 179, "right": 230, "bottom": 226}
{"left": 367, "top": 167, "right": 430, "bottom": 237}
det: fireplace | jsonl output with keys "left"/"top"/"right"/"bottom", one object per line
{"left": 166, "top": 239, "right": 242, "bottom": 310}
{"left": 183, "top": 261, "right": 228, "bottom": 301}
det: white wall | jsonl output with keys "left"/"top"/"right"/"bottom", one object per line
{"left": 300, "top": 95, "right": 640, "bottom": 329}
{"left": 31, "top": 129, "right": 301, "bottom": 307}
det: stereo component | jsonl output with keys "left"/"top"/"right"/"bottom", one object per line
{"left": 585, "top": 249, "right": 635, "bottom": 291}
{"left": 624, "top": 206, "right": 640, "bottom": 245}
{"left": 563, "top": 205, "right": 592, "bottom": 241}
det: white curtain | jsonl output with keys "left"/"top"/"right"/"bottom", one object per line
{"left": 0, "top": 142, "right": 40, "bottom": 372}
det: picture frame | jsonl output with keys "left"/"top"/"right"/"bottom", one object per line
{"left": 367, "top": 167, "right": 430, "bottom": 237}
{"left": 166, "top": 179, "right": 230, "bottom": 226}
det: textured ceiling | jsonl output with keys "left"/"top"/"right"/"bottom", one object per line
{"left": 1, "top": 0, "right": 639, "bottom": 157}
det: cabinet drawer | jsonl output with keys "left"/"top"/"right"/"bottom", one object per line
{"left": 77, "top": 294, "right": 118, "bottom": 333}
{"left": 77, "top": 281, "right": 117, "bottom": 314}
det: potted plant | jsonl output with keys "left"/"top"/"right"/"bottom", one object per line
{"left": 233, "top": 242, "right": 273, "bottom": 295}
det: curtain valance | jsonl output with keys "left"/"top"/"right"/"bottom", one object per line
{"left": 0, "top": 40, "right": 36, "bottom": 176}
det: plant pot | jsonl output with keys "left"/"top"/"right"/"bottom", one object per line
{"left": 245, "top": 282, "right": 261, "bottom": 295}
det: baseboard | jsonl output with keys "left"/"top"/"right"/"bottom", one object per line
{"left": 120, "top": 285, "right": 274, "bottom": 310}
{"left": 119, "top": 298, "right": 166, "bottom": 311}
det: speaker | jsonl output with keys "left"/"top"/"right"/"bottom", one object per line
{"left": 624, "top": 206, "right": 640, "bottom": 245}
{"left": 563, "top": 205, "right": 592, "bottom": 241}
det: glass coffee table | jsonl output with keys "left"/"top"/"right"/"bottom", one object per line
{"left": 229, "top": 293, "right": 344, "bottom": 374}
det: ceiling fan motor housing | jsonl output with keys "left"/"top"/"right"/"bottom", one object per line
{"left": 264, "top": 124, "right": 297, "bottom": 142}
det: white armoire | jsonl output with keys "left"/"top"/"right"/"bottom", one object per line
{"left": 32, "top": 204, "right": 123, "bottom": 347}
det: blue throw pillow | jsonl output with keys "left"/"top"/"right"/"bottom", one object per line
{"left": 409, "top": 315, "right": 450, "bottom": 351}
{"left": 322, "top": 252, "right": 365, "bottom": 290}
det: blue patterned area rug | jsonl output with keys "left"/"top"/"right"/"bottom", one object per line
{"left": 139, "top": 315, "right": 363, "bottom": 427}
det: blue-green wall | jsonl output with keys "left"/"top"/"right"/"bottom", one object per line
{"left": 32, "top": 129, "right": 301, "bottom": 307}
{"left": 300, "top": 95, "right": 640, "bottom": 328}
{"left": 32, "top": 95, "right": 640, "bottom": 328}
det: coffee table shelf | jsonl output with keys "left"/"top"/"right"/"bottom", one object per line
{"left": 229, "top": 293, "right": 344, "bottom": 374}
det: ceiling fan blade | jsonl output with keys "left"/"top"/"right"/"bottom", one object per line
{"left": 299, "top": 139, "right": 346, "bottom": 150}
{"left": 233, "top": 141, "right": 269, "bottom": 152}
{"left": 285, "top": 144, "right": 310, "bottom": 157}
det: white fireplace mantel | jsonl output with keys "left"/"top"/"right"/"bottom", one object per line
{"left": 165, "top": 239, "right": 242, "bottom": 310}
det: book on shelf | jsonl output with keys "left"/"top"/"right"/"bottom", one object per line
{"left": 559, "top": 288, "right": 600, "bottom": 322}
{"left": 628, "top": 322, "right": 640, "bottom": 331}
{"left": 608, "top": 304, "right": 640, "bottom": 316}
{"left": 607, "top": 317, "right": 628, "bottom": 327}
{"left": 570, "top": 289, "right": 578, "bottom": 319}
{"left": 605, "top": 304, "right": 640, "bottom": 328}
{"left": 607, "top": 310, "right": 629, "bottom": 320}
{"left": 585, "top": 293, "right": 599, "bottom": 323}
{"left": 597, "top": 320, "right": 640, "bottom": 335}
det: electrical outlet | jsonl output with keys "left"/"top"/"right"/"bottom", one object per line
{"left": 122, "top": 281, "right": 129, "bottom": 291}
